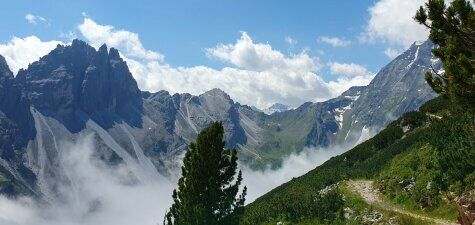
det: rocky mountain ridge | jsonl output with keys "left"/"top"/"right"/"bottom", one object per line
{"left": 0, "top": 39, "right": 438, "bottom": 197}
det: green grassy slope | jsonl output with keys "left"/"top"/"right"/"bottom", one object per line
{"left": 241, "top": 97, "right": 475, "bottom": 225}
{"left": 239, "top": 102, "right": 336, "bottom": 169}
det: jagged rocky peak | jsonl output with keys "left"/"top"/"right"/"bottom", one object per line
{"left": 16, "top": 39, "right": 96, "bottom": 81}
{"left": 0, "top": 55, "right": 13, "bottom": 79}
{"left": 393, "top": 40, "right": 435, "bottom": 70}
{"left": 200, "top": 88, "right": 232, "bottom": 101}
{"left": 0, "top": 55, "right": 15, "bottom": 112}
{"left": 11, "top": 39, "right": 142, "bottom": 130}
{"left": 143, "top": 90, "right": 171, "bottom": 100}
{"left": 108, "top": 46, "right": 122, "bottom": 60}
{"left": 80, "top": 42, "right": 142, "bottom": 115}
{"left": 249, "top": 105, "right": 262, "bottom": 112}
{"left": 334, "top": 39, "right": 438, "bottom": 145}
{"left": 197, "top": 88, "right": 236, "bottom": 113}
{"left": 0, "top": 55, "right": 14, "bottom": 98}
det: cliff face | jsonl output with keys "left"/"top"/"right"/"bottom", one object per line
{"left": 13, "top": 40, "right": 143, "bottom": 131}
{"left": 337, "top": 41, "right": 439, "bottom": 144}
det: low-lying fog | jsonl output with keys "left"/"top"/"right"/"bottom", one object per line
{"left": 0, "top": 132, "right": 363, "bottom": 225}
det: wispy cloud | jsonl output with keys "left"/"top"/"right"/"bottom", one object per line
{"left": 59, "top": 31, "right": 77, "bottom": 41}
{"left": 284, "top": 36, "right": 297, "bottom": 47}
{"left": 25, "top": 13, "right": 47, "bottom": 24}
{"left": 242, "top": 144, "right": 351, "bottom": 202}
{"left": 318, "top": 36, "right": 351, "bottom": 47}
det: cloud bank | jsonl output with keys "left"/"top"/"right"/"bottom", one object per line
{"left": 242, "top": 145, "right": 351, "bottom": 202}
{"left": 0, "top": 134, "right": 176, "bottom": 225}
{"left": 0, "top": 123, "right": 371, "bottom": 225}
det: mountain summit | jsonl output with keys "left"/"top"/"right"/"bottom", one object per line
{"left": 13, "top": 39, "right": 143, "bottom": 131}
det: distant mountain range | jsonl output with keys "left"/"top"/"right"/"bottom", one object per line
{"left": 262, "top": 103, "right": 292, "bottom": 115}
{"left": 0, "top": 39, "right": 439, "bottom": 197}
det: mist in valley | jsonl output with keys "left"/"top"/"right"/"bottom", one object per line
{"left": 0, "top": 128, "right": 369, "bottom": 225}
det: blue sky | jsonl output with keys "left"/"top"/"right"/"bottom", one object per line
{"left": 0, "top": 0, "right": 430, "bottom": 108}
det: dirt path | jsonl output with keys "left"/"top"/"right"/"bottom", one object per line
{"left": 347, "top": 180, "right": 458, "bottom": 225}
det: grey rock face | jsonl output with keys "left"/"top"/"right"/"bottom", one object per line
{"left": 80, "top": 45, "right": 143, "bottom": 128}
{"left": 0, "top": 40, "right": 146, "bottom": 196}
{"left": 0, "top": 55, "right": 25, "bottom": 128}
{"left": 0, "top": 55, "right": 32, "bottom": 166}
{"left": 0, "top": 55, "right": 14, "bottom": 109}
{"left": 0, "top": 56, "right": 36, "bottom": 195}
{"left": 15, "top": 40, "right": 142, "bottom": 132}
{"left": 336, "top": 41, "right": 438, "bottom": 144}
{"left": 144, "top": 88, "right": 247, "bottom": 149}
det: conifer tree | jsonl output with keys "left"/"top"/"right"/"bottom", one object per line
{"left": 415, "top": 0, "right": 475, "bottom": 111}
{"left": 165, "top": 122, "right": 247, "bottom": 225}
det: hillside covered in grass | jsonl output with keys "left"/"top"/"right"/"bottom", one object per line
{"left": 241, "top": 96, "right": 474, "bottom": 225}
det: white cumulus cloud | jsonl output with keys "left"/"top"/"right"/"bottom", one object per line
{"left": 25, "top": 14, "right": 47, "bottom": 24}
{"left": 329, "top": 62, "right": 372, "bottom": 78}
{"left": 328, "top": 62, "right": 376, "bottom": 93}
{"left": 78, "top": 18, "right": 164, "bottom": 61}
{"left": 361, "top": 0, "right": 428, "bottom": 48}
{"left": 318, "top": 36, "right": 351, "bottom": 47}
{"left": 328, "top": 75, "right": 375, "bottom": 95}
{"left": 327, "top": 62, "right": 374, "bottom": 94}
{"left": 205, "top": 32, "right": 319, "bottom": 72}
{"left": 124, "top": 56, "right": 332, "bottom": 109}
{"left": 0, "top": 36, "right": 64, "bottom": 74}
